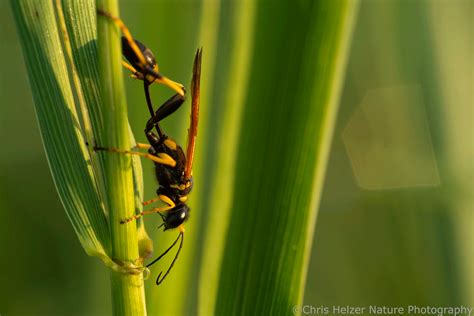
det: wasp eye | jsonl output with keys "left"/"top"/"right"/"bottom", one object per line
{"left": 142, "top": 49, "right": 156, "bottom": 67}
{"left": 146, "top": 55, "right": 155, "bottom": 67}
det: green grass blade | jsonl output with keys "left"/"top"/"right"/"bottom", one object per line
{"left": 197, "top": 1, "right": 257, "bottom": 315}
{"left": 10, "top": 0, "right": 109, "bottom": 258}
{"left": 12, "top": 0, "right": 149, "bottom": 313}
{"left": 213, "top": 1, "right": 358, "bottom": 314}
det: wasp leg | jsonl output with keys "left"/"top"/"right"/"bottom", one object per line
{"left": 94, "top": 145, "right": 176, "bottom": 167}
{"left": 144, "top": 92, "right": 186, "bottom": 138}
{"left": 143, "top": 82, "right": 156, "bottom": 119}
{"left": 120, "top": 205, "right": 173, "bottom": 224}
{"left": 142, "top": 197, "right": 162, "bottom": 206}
{"left": 135, "top": 143, "right": 151, "bottom": 150}
{"left": 142, "top": 193, "right": 179, "bottom": 207}
{"left": 97, "top": 9, "right": 146, "bottom": 65}
{"left": 144, "top": 68, "right": 184, "bottom": 96}
{"left": 120, "top": 195, "right": 175, "bottom": 223}
{"left": 121, "top": 60, "right": 143, "bottom": 80}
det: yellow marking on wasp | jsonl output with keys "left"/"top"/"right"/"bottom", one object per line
{"left": 179, "top": 196, "right": 188, "bottom": 202}
{"left": 153, "top": 77, "right": 185, "bottom": 97}
{"left": 179, "top": 225, "right": 185, "bottom": 233}
{"left": 157, "top": 152, "right": 176, "bottom": 167}
{"left": 98, "top": 10, "right": 185, "bottom": 96}
{"left": 159, "top": 195, "right": 175, "bottom": 207}
{"left": 164, "top": 139, "right": 177, "bottom": 150}
{"left": 98, "top": 10, "right": 147, "bottom": 67}
{"left": 135, "top": 143, "right": 151, "bottom": 149}
{"left": 170, "top": 184, "right": 186, "bottom": 191}
{"left": 153, "top": 62, "right": 160, "bottom": 73}
{"left": 169, "top": 180, "right": 192, "bottom": 191}
{"left": 95, "top": 146, "right": 175, "bottom": 166}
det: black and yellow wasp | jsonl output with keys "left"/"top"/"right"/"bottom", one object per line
{"left": 96, "top": 9, "right": 202, "bottom": 285}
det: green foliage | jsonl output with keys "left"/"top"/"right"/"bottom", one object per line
{"left": 4, "top": 0, "right": 473, "bottom": 315}
{"left": 10, "top": 0, "right": 358, "bottom": 314}
{"left": 12, "top": 0, "right": 149, "bottom": 314}
{"left": 11, "top": 0, "right": 111, "bottom": 261}
{"left": 206, "top": 2, "right": 358, "bottom": 314}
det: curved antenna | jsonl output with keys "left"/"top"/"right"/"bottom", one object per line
{"left": 146, "top": 232, "right": 184, "bottom": 285}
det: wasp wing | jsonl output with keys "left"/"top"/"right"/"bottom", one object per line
{"left": 184, "top": 48, "right": 202, "bottom": 180}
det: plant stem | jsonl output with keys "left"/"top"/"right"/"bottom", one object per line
{"left": 96, "top": 0, "right": 147, "bottom": 314}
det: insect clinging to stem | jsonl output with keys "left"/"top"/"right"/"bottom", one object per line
{"left": 96, "top": 9, "right": 202, "bottom": 285}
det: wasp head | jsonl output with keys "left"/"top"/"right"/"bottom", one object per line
{"left": 163, "top": 203, "right": 190, "bottom": 230}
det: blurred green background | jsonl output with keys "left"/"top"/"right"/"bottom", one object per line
{"left": 0, "top": 0, "right": 472, "bottom": 315}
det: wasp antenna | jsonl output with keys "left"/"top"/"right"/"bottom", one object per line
{"left": 146, "top": 232, "right": 184, "bottom": 285}
{"left": 157, "top": 221, "right": 165, "bottom": 229}
{"left": 155, "top": 232, "right": 184, "bottom": 285}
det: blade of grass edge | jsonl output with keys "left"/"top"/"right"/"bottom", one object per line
{"left": 197, "top": 1, "right": 257, "bottom": 315}
{"left": 297, "top": 0, "right": 359, "bottom": 303}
